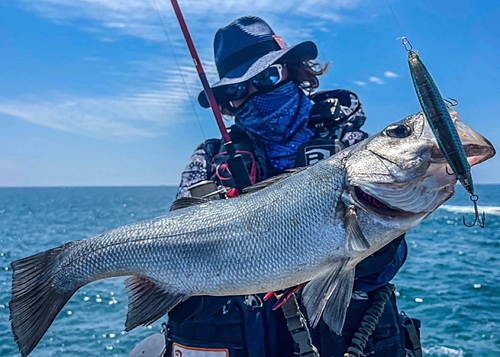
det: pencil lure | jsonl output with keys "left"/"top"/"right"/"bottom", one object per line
{"left": 402, "top": 37, "right": 485, "bottom": 227}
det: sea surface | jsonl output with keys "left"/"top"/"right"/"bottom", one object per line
{"left": 0, "top": 185, "right": 499, "bottom": 357}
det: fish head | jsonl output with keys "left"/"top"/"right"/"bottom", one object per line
{"left": 342, "top": 110, "right": 495, "bottom": 235}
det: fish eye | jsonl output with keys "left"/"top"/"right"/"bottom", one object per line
{"left": 385, "top": 123, "right": 412, "bottom": 138}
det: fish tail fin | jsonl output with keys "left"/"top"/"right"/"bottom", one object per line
{"left": 10, "top": 244, "right": 77, "bottom": 357}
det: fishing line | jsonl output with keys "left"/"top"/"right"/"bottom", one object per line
{"left": 386, "top": 0, "right": 406, "bottom": 38}
{"left": 152, "top": 0, "right": 207, "bottom": 140}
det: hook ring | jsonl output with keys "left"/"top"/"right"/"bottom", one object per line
{"left": 400, "top": 37, "right": 413, "bottom": 52}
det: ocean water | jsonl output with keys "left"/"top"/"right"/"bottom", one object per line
{"left": 0, "top": 185, "right": 499, "bottom": 357}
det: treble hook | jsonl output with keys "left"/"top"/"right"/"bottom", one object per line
{"left": 463, "top": 194, "right": 486, "bottom": 228}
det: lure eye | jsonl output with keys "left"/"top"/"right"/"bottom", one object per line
{"left": 385, "top": 123, "right": 412, "bottom": 138}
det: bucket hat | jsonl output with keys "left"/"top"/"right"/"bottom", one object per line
{"left": 198, "top": 16, "right": 318, "bottom": 108}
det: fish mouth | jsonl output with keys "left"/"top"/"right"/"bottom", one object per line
{"left": 427, "top": 111, "right": 496, "bottom": 166}
{"left": 350, "top": 159, "right": 457, "bottom": 217}
{"left": 352, "top": 186, "right": 415, "bottom": 219}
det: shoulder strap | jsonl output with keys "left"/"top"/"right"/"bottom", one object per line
{"left": 280, "top": 294, "right": 320, "bottom": 357}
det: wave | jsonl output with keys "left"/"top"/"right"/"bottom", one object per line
{"left": 439, "top": 205, "right": 500, "bottom": 216}
{"left": 423, "top": 346, "right": 464, "bottom": 356}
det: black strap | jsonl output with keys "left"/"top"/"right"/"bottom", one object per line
{"left": 402, "top": 313, "right": 423, "bottom": 357}
{"left": 280, "top": 294, "right": 320, "bottom": 357}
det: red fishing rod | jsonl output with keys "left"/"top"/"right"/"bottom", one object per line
{"left": 170, "top": 0, "right": 252, "bottom": 193}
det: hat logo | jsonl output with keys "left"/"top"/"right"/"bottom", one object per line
{"left": 273, "top": 35, "right": 287, "bottom": 50}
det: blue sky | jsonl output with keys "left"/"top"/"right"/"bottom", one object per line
{"left": 1, "top": 0, "right": 499, "bottom": 187}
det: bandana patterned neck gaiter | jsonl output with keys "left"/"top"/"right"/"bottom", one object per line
{"left": 235, "top": 81, "right": 314, "bottom": 170}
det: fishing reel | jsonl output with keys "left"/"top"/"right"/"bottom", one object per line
{"left": 188, "top": 180, "right": 227, "bottom": 200}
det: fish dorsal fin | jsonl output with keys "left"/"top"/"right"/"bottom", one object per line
{"left": 301, "top": 258, "right": 355, "bottom": 332}
{"left": 170, "top": 197, "right": 210, "bottom": 211}
{"left": 124, "top": 275, "right": 186, "bottom": 331}
{"left": 345, "top": 206, "right": 370, "bottom": 252}
{"left": 242, "top": 168, "right": 305, "bottom": 194}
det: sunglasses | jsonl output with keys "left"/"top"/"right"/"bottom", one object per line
{"left": 220, "top": 64, "right": 285, "bottom": 102}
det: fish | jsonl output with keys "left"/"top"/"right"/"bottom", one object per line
{"left": 10, "top": 110, "right": 495, "bottom": 357}
{"left": 406, "top": 44, "right": 474, "bottom": 194}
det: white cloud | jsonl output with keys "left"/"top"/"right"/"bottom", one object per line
{"left": 354, "top": 81, "right": 367, "bottom": 86}
{"left": 20, "top": 0, "right": 369, "bottom": 44}
{"left": 384, "top": 71, "right": 398, "bottom": 78}
{"left": 9, "top": 0, "right": 382, "bottom": 138}
{"left": 0, "top": 96, "right": 169, "bottom": 138}
{"left": 82, "top": 56, "right": 105, "bottom": 62}
{"left": 369, "top": 76, "right": 385, "bottom": 85}
{"left": 0, "top": 56, "right": 209, "bottom": 138}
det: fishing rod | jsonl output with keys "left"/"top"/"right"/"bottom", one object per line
{"left": 169, "top": 0, "right": 252, "bottom": 193}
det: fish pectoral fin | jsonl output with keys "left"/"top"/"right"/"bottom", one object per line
{"left": 301, "top": 259, "right": 355, "bottom": 334}
{"left": 170, "top": 197, "right": 210, "bottom": 211}
{"left": 345, "top": 206, "right": 370, "bottom": 252}
{"left": 124, "top": 275, "right": 186, "bottom": 331}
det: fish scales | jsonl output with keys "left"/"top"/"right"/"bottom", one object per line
{"left": 9, "top": 111, "right": 495, "bottom": 357}
{"left": 55, "top": 159, "right": 345, "bottom": 296}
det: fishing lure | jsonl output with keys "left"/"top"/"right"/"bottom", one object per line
{"left": 402, "top": 37, "right": 485, "bottom": 227}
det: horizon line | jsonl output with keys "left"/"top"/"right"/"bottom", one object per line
{"left": 0, "top": 185, "right": 178, "bottom": 189}
{"left": 1, "top": 183, "right": 500, "bottom": 189}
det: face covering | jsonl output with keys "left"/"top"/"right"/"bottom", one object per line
{"left": 235, "top": 81, "right": 314, "bottom": 170}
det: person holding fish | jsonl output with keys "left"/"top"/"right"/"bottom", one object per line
{"left": 169, "top": 16, "right": 420, "bottom": 357}
{"left": 9, "top": 15, "right": 495, "bottom": 357}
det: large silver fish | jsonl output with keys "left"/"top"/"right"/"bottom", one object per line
{"left": 10, "top": 110, "right": 495, "bottom": 356}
